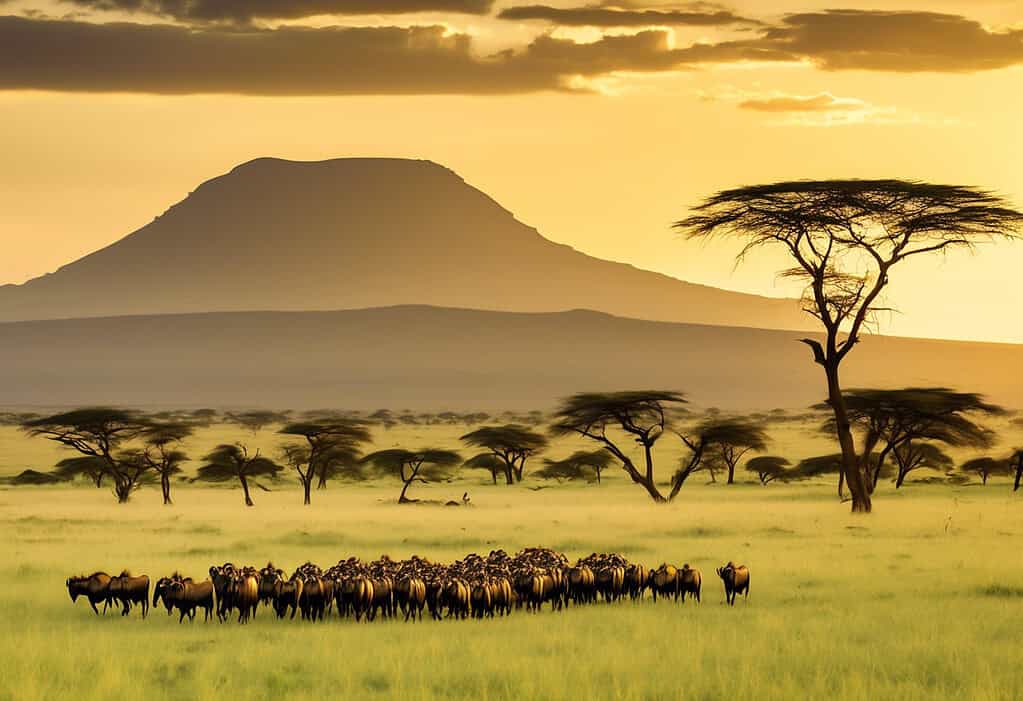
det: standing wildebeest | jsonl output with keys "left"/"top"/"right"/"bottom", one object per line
{"left": 470, "top": 581, "right": 494, "bottom": 619}
{"left": 566, "top": 566, "right": 596, "bottom": 605}
{"left": 625, "top": 564, "right": 649, "bottom": 601}
{"left": 369, "top": 577, "right": 395, "bottom": 621}
{"left": 394, "top": 576, "right": 427, "bottom": 622}
{"left": 594, "top": 566, "right": 625, "bottom": 603}
{"left": 66, "top": 572, "right": 112, "bottom": 615}
{"left": 716, "top": 562, "right": 750, "bottom": 606}
{"left": 209, "top": 564, "right": 236, "bottom": 623}
{"left": 167, "top": 578, "right": 216, "bottom": 622}
{"left": 352, "top": 577, "right": 375, "bottom": 622}
{"left": 649, "top": 564, "right": 679, "bottom": 602}
{"left": 488, "top": 577, "right": 514, "bottom": 616}
{"left": 108, "top": 571, "right": 150, "bottom": 618}
{"left": 228, "top": 573, "right": 259, "bottom": 623}
{"left": 258, "top": 563, "right": 284, "bottom": 607}
{"left": 297, "top": 575, "right": 327, "bottom": 621}
{"left": 442, "top": 578, "right": 470, "bottom": 619}
{"left": 679, "top": 564, "right": 702, "bottom": 603}
{"left": 272, "top": 578, "right": 303, "bottom": 620}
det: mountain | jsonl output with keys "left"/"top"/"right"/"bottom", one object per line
{"left": 1, "top": 305, "right": 1020, "bottom": 410}
{"left": 0, "top": 157, "right": 809, "bottom": 329}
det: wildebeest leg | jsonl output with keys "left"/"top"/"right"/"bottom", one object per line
{"left": 142, "top": 598, "right": 148, "bottom": 619}
{"left": 89, "top": 598, "right": 100, "bottom": 615}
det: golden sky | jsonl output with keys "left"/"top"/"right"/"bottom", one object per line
{"left": 1, "top": 0, "right": 1021, "bottom": 342}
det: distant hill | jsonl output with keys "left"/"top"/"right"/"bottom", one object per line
{"left": 1, "top": 305, "right": 1020, "bottom": 410}
{"left": 0, "top": 157, "right": 808, "bottom": 330}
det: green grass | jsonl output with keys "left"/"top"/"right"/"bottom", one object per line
{"left": 3, "top": 478, "right": 1023, "bottom": 700}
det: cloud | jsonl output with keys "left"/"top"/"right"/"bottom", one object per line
{"left": 0, "top": 16, "right": 701, "bottom": 95}
{"left": 749, "top": 10, "right": 1023, "bottom": 73}
{"left": 737, "top": 92, "right": 870, "bottom": 113}
{"left": 497, "top": 3, "right": 759, "bottom": 28}
{"left": 58, "top": 0, "right": 494, "bottom": 23}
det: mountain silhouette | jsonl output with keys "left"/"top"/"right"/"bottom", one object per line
{"left": 0, "top": 157, "right": 809, "bottom": 328}
{"left": 1, "top": 306, "right": 1020, "bottom": 410}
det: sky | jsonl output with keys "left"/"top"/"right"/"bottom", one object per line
{"left": 1, "top": 0, "right": 1021, "bottom": 343}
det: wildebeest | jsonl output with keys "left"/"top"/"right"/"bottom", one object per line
{"left": 594, "top": 566, "right": 625, "bottom": 603}
{"left": 625, "top": 564, "right": 649, "bottom": 601}
{"left": 488, "top": 577, "right": 514, "bottom": 616}
{"left": 649, "top": 564, "right": 679, "bottom": 602}
{"left": 209, "top": 564, "right": 236, "bottom": 623}
{"left": 66, "top": 572, "right": 112, "bottom": 615}
{"left": 566, "top": 565, "right": 596, "bottom": 605}
{"left": 716, "top": 562, "right": 750, "bottom": 606}
{"left": 162, "top": 577, "right": 216, "bottom": 622}
{"left": 297, "top": 575, "right": 327, "bottom": 621}
{"left": 369, "top": 577, "right": 395, "bottom": 621}
{"left": 258, "top": 562, "right": 284, "bottom": 607}
{"left": 352, "top": 577, "right": 375, "bottom": 622}
{"left": 108, "top": 571, "right": 150, "bottom": 618}
{"left": 442, "top": 578, "right": 470, "bottom": 619}
{"left": 228, "top": 573, "right": 259, "bottom": 623}
{"left": 679, "top": 564, "right": 702, "bottom": 603}
{"left": 272, "top": 578, "right": 303, "bottom": 619}
{"left": 394, "top": 576, "right": 427, "bottom": 622}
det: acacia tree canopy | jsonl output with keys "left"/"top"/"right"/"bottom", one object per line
{"left": 460, "top": 424, "right": 548, "bottom": 485}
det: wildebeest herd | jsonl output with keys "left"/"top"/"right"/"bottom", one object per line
{"left": 66, "top": 549, "right": 751, "bottom": 623}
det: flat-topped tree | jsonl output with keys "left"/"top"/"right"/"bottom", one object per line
{"left": 278, "top": 419, "right": 371, "bottom": 504}
{"left": 460, "top": 424, "right": 548, "bottom": 485}
{"left": 746, "top": 456, "right": 791, "bottom": 485}
{"left": 22, "top": 408, "right": 152, "bottom": 503}
{"left": 361, "top": 448, "right": 463, "bottom": 503}
{"left": 537, "top": 450, "right": 615, "bottom": 484}
{"left": 195, "top": 443, "right": 282, "bottom": 507}
{"left": 823, "top": 388, "right": 1003, "bottom": 494}
{"left": 463, "top": 453, "right": 505, "bottom": 485}
{"left": 697, "top": 417, "right": 769, "bottom": 485}
{"left": 225, "top": 410, "right": 291, "bottom": 434}
{"left": 960, "top": 456, "right": 1011, "bottom": 486}
{"left": 550, "top": 391, "right": 687, "bottom": 502}
{"left": 677, "top": 180, "right": 1023, "bottom": 512}
{"left": 892, "top": 443, "right": 953, "bottom": 488}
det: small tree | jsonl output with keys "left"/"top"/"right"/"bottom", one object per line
{"left": 22, "top": 408, "right": 152, "bottom": 503}
{"left": 361, "top": 448, "right": 463, "bottom": 503}
{"left": 195, "top": 443, "right": 282, "bottom": 506}
{"left": 746, "top": 456, "right": 790, "bottom": 485}
{"left": 461, "top": 424, "right": 549, "bottom": 484}
{"left": 137, "top": 422, "right": 192, "bottom": 505}
{"left": 677, "top": 180, "right": 1023, "bottom": 512}
{"left": 697, "top": 418, "right": 769, "bottom": 484}
{"left": 225, "top": 410, "right": 291, "bottom": 434}
{"left": 550, "top": 391, "right": 687, "bottom": 502}
{"left": 463, "top": 453, "right": 505, "bottom": 485}
{"left": 537, "top": 450, "right": 615, "bottom": 484}
{"left": 960, "top": 457, "right": 1010, "bottom": 486}
{"left": 892, "top": 442, "right": 953, "bottom": 488}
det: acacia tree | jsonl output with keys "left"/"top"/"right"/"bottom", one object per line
{"left": 891, "top": 442, "right": 953, "bottom": 488}
{"left": 195, "top": 443, "right": 282, "bottom": 507}
{"left": 361, "top": 448, "right": 463, "bottom": 503}
{"left": 825, "top": 388, "right": 1002, "bottom": 494}
{"left": 463, "top": 453, "right": 505, "bottom": 485}
{"left": 136, "top": 422, "right": 192, "bottom": 505}
{"left": 549, "top": 391, "right": 688, "bottom": 502}
{"left": 959, "top": 457, "right": 1010, "bottom": 486}
{"left": 278, "top": 420, "right": 371, "bottom": 503}
{"left": 697, "top": 418, "right": 769, "bottom": 484}
{"left": 746, "top": 456, "right": 791, "bottom": 485}
{"left": 537, "top": 450, "right": 615, "bottom": 484}
{"left": 677, "top": 181, "right": 1023, "bottom": 512}
{"left": 22, "top": 408, "right": 152, "bottom": 503}
{"left": 460, "top": 425, "right": 548, "bottom": 484}
{"left": 225, "top": 410, "right": 291, "bottom": 435}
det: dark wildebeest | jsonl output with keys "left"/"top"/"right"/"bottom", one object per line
{"left": 442, "top": 578, "right": 470, "bottom": 620}
{"left": 649, "top": 564, "right": 679, "bottom": 603}
{"left": 228, "top": 573, "right": 259, "bottom": 623}
{"left": 716, "top": 562, "right": 750, "bottom": 606}
{"left": 369, "top": 577, "right": 395, "bottom": 621}
{"left": 488, "top": 577, "right": 514, "bottom": 617}
{"left": 594, "top": 566, "right": 625, "bottom": 603}
{"left": 394, "top": 576, "right": 427, "bottom": 622}
{"left": 470, "top": 581, "right": 494, "bottom": 619}
{"left": 209, "top": 565, "right": 236, "bottom": 623}
{"left": 167, "top": 579, "right": 216, "bottom": 622}
{"left": 352, "top": 577, "right": 375, "bottom": 622}
{"left": 566, "top": 566, "right": 595, "bottom": 606}
{"left": 66, "top": 572, "right": 112, "bottom": 615}
{"left": 108, "top": 571, "right": 150, "bottom": 618}
{"left": 297, "top": 576, "right": 327, "bottom": 622}
{"left": 625, "top": 564, "right": 649, "bottom": 601}
{"left": 679, "top": 564, "right": 702, "bottom": 603}
{"left": 258, "top": 563, "right": 284, "bottom": 607}
{"left": 272, "top": 578, "right": 303, "bottom": 620}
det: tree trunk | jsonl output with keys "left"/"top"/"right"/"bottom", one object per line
{"left": 115, "top": 479, "right": 132, "bottom": 504}
{"left": 838, "top": 469, "right": 845, "bottom": 499}
{"left": 240, "top": 476, "right": 254, "bottom": 507}
{"left": 595, "top": 469, "right": 601, "bottom": 485}
{"left": 316, "top": 463, "right": 327, "bottom": 490}
{"left": 826, "top": 362, "right": 871, "bottom": 513}
{"left": 303, "top": 477, "right": 312, "bottom": 505}
{"left": 895, "top": 470, "right": 907, "bottom": 489}
{"left": 491, "top": 470, "right": 497, "bottom": 485}
{"left": 726, "top": 463, "right": 735, "bottom": 485}
{"left": 503, "top": 464, "right": 514, "bottom": 485}
{"left": 1014, "top": 463, "right": 1022, "bottom": 492}
{"left": 398, "top": 479, "right": 414, "bottom": 503}
{"left": 161, "top": 474, "right": 172, "bottom": 505}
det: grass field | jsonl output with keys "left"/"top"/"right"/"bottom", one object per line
{"left": 4, "top": 478, "right": 1023, "bottom": 701}
{"left": 3, "top": 420, "right": 1023, "bottom": 700}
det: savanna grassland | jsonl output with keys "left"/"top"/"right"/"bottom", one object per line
{"left": 2, "top": 420, "right": 1023, "bottom": 701}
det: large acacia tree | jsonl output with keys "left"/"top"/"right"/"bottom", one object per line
{"left": 136, "top": 422, "right": 192, "bottom": 505}
{"left": 696, "top": 417, "right": 769, "bottom": 485}
{"left": 550, "top": 391, "right": 688, "bottom": 502}
{"left": 460, "top": 425, "right": 548, "bottom": 485}
{"left": 278, "top": 419, "right": 371, "bottom": 503}
{"left": 677, "top": 180, "right": 1023, "bottom": 512}
{"left": 22, "top": 408, "right": 153, "bottom": 503}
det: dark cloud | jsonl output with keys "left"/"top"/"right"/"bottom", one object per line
{"left": 60, "top": 0, "right": 493, "bottom": 23}
{"left": 0, "top": 16, "right": 704, "bottom": 95}
{"left": 498, "top": 3, "right": 759, "bottom": 28}
{"left": 751, "top": 10, "right": 1023, "bottom": 72}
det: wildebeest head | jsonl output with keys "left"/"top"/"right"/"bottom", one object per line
{"left": 717, "top": 562, "right": 735, "bottom": 580}
{"left": 66, "top": 577, "right": 79, "bottom": 602}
